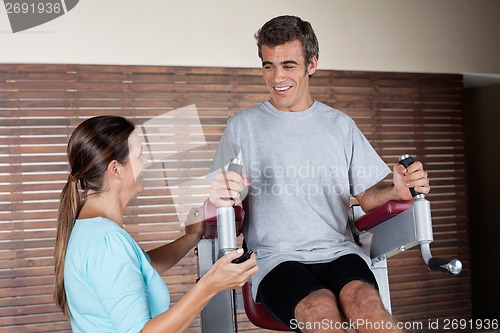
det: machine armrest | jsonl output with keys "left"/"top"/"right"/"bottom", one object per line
{"left": 202, "top": 199, "right": 245, "bottom": 239}
{"left": 356, "top": 197, "right": 462, "bottom": 275}
{"left": 355, "top": 200, "right": 413, "bottom": 232}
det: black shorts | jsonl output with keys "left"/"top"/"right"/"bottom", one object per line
{"left": 257, "top": 254, "right": 378, "bottom": 331}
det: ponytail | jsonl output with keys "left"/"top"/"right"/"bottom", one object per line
{"left": 53, "top": 115, "right": 135, "bottom": 316}
{"left": 54, "top": 177, "right": 81, "bottom": 316}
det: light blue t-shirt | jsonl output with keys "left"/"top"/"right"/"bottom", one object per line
{"left": 64, "top": 217, "right": 170, "bottom": 333}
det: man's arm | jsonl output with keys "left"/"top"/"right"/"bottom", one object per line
{"left": 356, "top": 160, "right": 430, "bottom": 212}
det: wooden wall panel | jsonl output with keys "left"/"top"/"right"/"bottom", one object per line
{"left": 0, "top": 64, "right": 470, "bottom": 332}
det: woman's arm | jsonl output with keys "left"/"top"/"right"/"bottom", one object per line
{"left": 147, "top": 208, "right": 203, "bottom": 274}
{"left": 140, "top": 249, "right": 258, "bottom": 333}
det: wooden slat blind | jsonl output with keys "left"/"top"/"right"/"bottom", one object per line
{"left": 0, "top": 64, "right": 470, "bottom": 332}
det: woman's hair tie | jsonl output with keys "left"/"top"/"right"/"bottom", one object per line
{"left": 67, "top": 174, "right": 78, "bottom": 183}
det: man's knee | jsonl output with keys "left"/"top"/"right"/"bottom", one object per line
{"left": 339, "top": 280, "right": 385, "bottom": 313}
{"left": 295, "top": 288, "right": 340, "bottom": 319}
{"left": 299, "top": 289, "right": 336, "bottom": 308}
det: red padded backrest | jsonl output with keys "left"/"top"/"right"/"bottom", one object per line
{"left": 242, "top": 282, "right": 291, "bottom": 331}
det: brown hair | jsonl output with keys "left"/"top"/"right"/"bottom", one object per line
{"left": 254, "top": 15, "right": 319, "bottom": 65}
{"left": 53, "top": 116, "right": 135, "bottom": 315}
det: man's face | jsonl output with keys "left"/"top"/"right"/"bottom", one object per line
{"left": 261, "top": 40, "right": 317, "bottom": 112}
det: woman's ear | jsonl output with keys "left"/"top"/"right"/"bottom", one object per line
{"left": 107, "top": 160, "right": 121, "bottom": 179}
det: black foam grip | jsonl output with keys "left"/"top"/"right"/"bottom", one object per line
{"left": 222, "top": 160, "right": 243, "bottom": 202}
{"left": 399, "top": 155, "right": 419, "bottom": 198}
{"left": 427, "top": 257, "right": 453, "bottom": 274}
{"left": 231, "top": 250, "right": 253, "bottom": 264}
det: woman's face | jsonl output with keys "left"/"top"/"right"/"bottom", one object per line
{"left": 127, "top": 129, "right": 149, "bottom": 192}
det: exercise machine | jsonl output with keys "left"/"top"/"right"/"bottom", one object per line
{"left": 196, "top": 155, "right": 462, "bottom": 332}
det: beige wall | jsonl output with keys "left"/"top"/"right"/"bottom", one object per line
{"left": 1, "top": 0, "right": 500, "bottom": 76}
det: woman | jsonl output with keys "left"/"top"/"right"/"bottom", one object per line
{"left": 53, "top": 115, "right": 258, "bottom": 333}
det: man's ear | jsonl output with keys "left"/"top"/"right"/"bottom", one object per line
{"left": 307, "top": 56, "right": 318, "bottom": 76}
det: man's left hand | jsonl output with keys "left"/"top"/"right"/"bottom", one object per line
{"left": 393, "top": 161, "right": 430, "bottom": 200}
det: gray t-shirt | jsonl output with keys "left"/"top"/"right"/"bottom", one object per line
{"left": 209, "top": 100, "right": 390, "bottom": 299}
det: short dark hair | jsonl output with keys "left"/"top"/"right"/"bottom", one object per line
{"left": 254, "top": 15, "right": 319, "bottom": 65}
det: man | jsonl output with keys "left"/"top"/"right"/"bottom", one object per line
{"left": 209, "top": 15, "right": 430, "bottom": 333}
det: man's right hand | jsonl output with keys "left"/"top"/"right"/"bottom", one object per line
{"left": 209, "top": 171, "right": 249, "bottom": 207}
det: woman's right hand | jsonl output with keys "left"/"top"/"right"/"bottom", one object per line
{"left": 202, "top": 248, "right": 258, "bottom": 293}
{"left": 140, "top": 248, "right": 258, "bottom": 333}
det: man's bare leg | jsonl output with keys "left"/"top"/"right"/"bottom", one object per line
{"left": 293, "top": 282, "right": 403, "bottom": 333}
{"left": 294, "top": 288, "right": 347, "bottom": 333}
{"left": 339, "top": 280, "right": 404, "bottom": 333}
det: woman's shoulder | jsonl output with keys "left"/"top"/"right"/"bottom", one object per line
{"left": 70, "top": 217, "right": 137, "bottom": 254}
{"left": 73, "top": 216, "right": 123, "bottom": 238}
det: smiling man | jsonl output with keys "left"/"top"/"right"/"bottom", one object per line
{"left": 208, "top": 15, "right": 430, "bottom": 333}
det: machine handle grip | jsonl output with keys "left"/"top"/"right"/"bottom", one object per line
{"left": 399, "top": 154, "right": 419, "bottom": 198}
{"left": 231, "top": 250, "right": 253, "bottom": 264}
{"left": 227, "top": 158, "right": 243, "bottom": 176}
{"left": 217, "top": 158, "right": 244, "bottom": 257}
{"left": 221, "top": 158, "right": 243, "bottom": 202}
{"left": 427, "top": 257, "right": 462, "bottom": 276}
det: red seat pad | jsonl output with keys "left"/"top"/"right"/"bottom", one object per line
{"left": 355, "top": 200, "right": 413, "bottom": 231}
{"left": 201, "top": 199, "right": 245, "bottom": 239}
{"left": 242, "top": 282, "right": 291, "bottom": 331}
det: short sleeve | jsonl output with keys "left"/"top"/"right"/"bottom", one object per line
{"left": 207, "top": 115, "right": 244, "bottom": 180}
{"left": 348, "top": 123, "right": 391, "bottom": 196}
{"left": 87, "top": 231, "right": 150, "bottom": 333}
